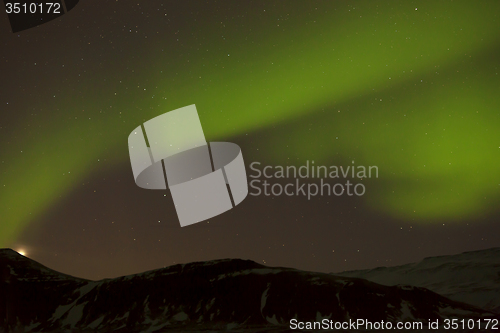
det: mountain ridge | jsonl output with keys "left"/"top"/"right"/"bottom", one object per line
{"left": 1, "top": 248, "right": 498, "bottom": 332}
{"left": 334, "top": 247, "right": 500, "bottom": 313}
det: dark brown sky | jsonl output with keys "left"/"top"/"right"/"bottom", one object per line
{"left": 1, "top": 0, "right": 499, "bottom": 280}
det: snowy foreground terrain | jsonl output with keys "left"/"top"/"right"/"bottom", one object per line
{"left": 1, "top": 248, "right": 499, "bottom": 332}
{"left": 335, "top": 247, "right": 500, "bottom": 314}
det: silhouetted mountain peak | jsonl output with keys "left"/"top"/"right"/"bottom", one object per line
{"left": 0, "top": 248, "right": 85, "bottom": 282}
{"left": 0, "top": 248, "right": 25, "bottom": 259}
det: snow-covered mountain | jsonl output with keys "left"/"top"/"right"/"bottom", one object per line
{"left": 334, "top": 247, "right": 500, "bottom": 314}
{"left": 1, "top": 248, "right": 497, "bottom": 332}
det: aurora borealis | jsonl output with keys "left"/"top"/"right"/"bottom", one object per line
{"left": 1, "top": 1, "right": 499, "bottom": 279}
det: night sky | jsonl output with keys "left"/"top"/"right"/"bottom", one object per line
{"left": 1, "top": 1, "right": 499, "bottom": 280}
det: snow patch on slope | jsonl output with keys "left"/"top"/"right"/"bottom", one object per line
{"left": 334, "top": 247, "right": 500, "bottom": 312}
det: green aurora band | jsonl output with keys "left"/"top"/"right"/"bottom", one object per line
{"left": 1, "top": 1, "right": 499, "bottom": 247}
